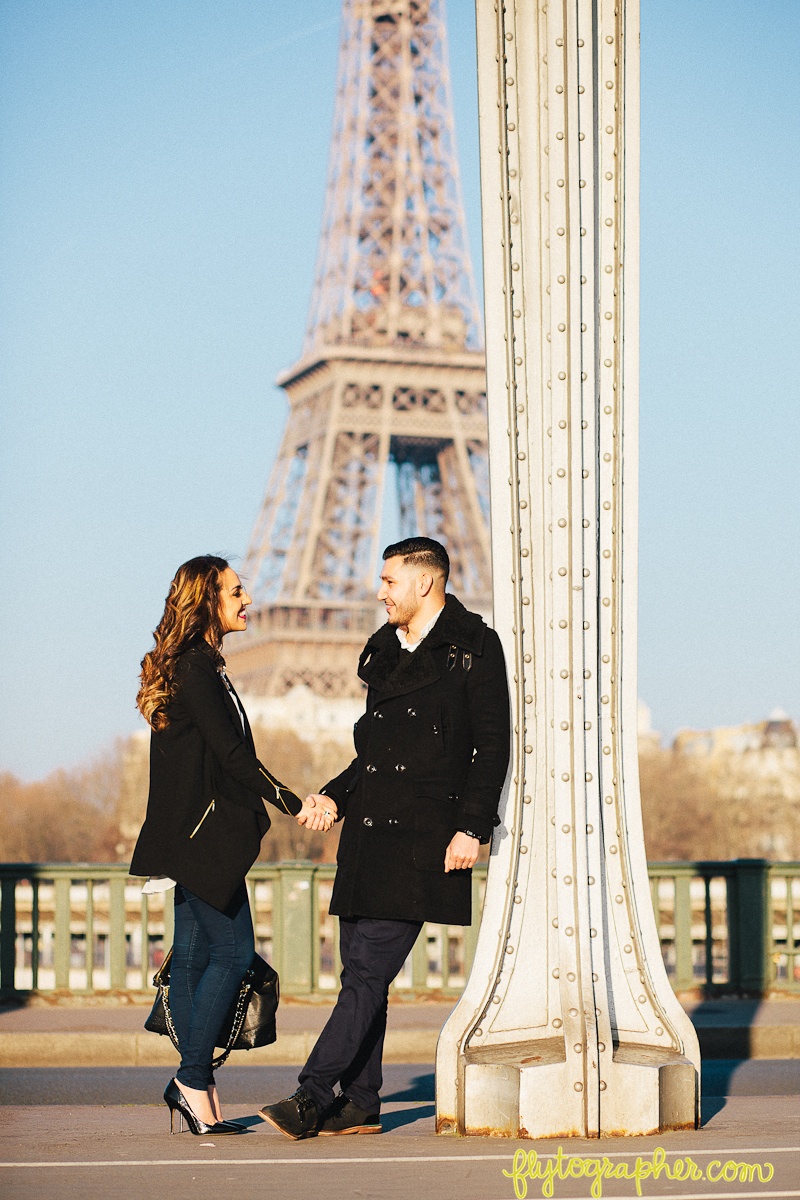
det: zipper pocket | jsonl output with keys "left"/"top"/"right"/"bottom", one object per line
{"left": 189, "top": 799, "right": 215, "bottom": 838}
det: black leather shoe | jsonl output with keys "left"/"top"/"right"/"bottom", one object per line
{"left": 259, "top": 1087, "right": 320, "bottom": 1140}
{"left": 318, "top": 1095, "right": 381, "bottom": 1136}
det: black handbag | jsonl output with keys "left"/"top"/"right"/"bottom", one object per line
{"left": 145, "top": 949, "right": 279, "bottom": 1069}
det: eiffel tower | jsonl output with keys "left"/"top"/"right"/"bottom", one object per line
{"left": 229, "top": 0, "right": 489, "bottom": 700}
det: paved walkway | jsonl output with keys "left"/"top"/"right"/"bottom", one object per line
{"left": 1, "top": 1090, "right": 798, "bottom": 1200}
{"left": 2, "top": 1013, "right": 799, "bottom": 1200}
{"left": 2, "top": 997, "right": 800, "bottom": 1065}
{"left": 2, "top": 996, "right": 799, "bottom": 1198}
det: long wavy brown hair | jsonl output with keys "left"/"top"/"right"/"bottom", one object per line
{"left": 137, "top": 555, "right": 229, "bottom": 731}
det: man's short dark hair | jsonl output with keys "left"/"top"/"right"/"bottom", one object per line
{"left": 382, "top": 537, "right": 450, "bottom": 583}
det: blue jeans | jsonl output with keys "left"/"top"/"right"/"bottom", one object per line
{"left": 170, "top": 882, "right": 254, "bottom": 1090}
{"left": 299, "top": 916, "right": 423, "bottom": 1114}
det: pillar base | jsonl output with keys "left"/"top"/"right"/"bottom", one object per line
{"left": 438, "top": 1045, "right": 698, "bottom": 1138}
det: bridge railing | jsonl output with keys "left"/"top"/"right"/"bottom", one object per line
{"left": 1, "top": 859, "right": 798, "bottom": 998}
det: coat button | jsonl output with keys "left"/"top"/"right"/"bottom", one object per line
{"left": 374, "top": 709, "right": 384, "bottom": 718}
{"left": 432, "top": 724, "right": 439, "bottom": 734}
{"left": 363, "top": 817, "right": 373, "bottom": 827}
{"left": 366, "top": 764, "right": 377, "bottom": 773}
{"left": 395, "top": 763, "right": 406, "bottom": 772}
{"left": 407, "top": 707, "right": 416, "bottom": 717}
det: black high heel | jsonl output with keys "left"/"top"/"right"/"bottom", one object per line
{"left": 164, "top": 1079, "right": 246, "bottom": 1135}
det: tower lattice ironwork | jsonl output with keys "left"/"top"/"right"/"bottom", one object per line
{"left": 229, "top": 0, "right": 490, "bottom": 699}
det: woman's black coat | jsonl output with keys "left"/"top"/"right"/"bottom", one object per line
{"left": 130, "top": 640, "right": 301, "bottom": 911}
{"left": 322, "top": 595, "right": 510, "bottom": 926}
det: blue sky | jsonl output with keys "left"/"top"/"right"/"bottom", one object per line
{"left": 1, "top": 1, "right": 798, "bottom": 779}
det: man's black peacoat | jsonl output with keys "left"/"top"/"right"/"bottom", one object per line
{"left": 321, "top": 595, "right": 510, "bottom": 926}
{"left": 130, "top": 640, "right": 301, "bottom": 912}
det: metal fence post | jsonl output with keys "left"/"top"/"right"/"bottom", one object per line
{"left": 730, "top": 859, "right": 771, "bottom": 995}
{"left": 411, "top": 924, "right": 428, "bottom": 989}
{"left": 109, "top": 874, "right": 127, "bottom": 990}
{"left": 703, "top": 876, "right": 714, "bottom": 989}
{"left": 54, "top": 875, "right": 72, "bottom": 989}
{"left": 782, "top": 867, "right": 800, "bottom": 991}
{"left": 139, "top": 893, "right": 149, "bottom": 989}
{"left": 463, "top": 873, "right": 482, "bottom": 976}
{"left": 0, "top": 875, "right": 17, "bottom": 992}
{"left": 278, "top": 864, "right": 315, "bottom": 994}
{"left": 333, "top": 914, "right": 342, "bottom": 982}
{"left": 163, "top": 888, "right": 175, "bottom": 950}
{"left": 86, "top": 880, "right": 95, "bottom": 991}
{"left": 31, "top": 878, "right": 40, "bottom": 991}
{"left": 673, "top": 871, "right": 694, "bottom": 992}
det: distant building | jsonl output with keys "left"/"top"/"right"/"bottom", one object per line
{"left": 762, "top": 711, "right": 799, "bottom": 750}
{"left": 244, "top": 687, "right": 364, "bottom": 748}
{"left": 668, "top": 710, "right": 800, "bottom": 860}
{"left": 673, "top": 709, "right": 798, "bottom": 759}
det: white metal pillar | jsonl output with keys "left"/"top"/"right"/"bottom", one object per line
{"left": 435, "top": 0, "right": 701, "bottom": 1138}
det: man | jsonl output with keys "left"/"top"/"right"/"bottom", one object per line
{"left": 260, "top": 537, "right": 510, "bottom": 1138}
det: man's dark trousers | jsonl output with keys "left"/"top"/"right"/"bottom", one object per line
{"left": 298, "top": 916, "right": 423, "bottom": 1115}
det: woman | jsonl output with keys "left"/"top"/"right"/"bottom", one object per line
{"left": 131, "top": 555, "right": 336, "bottom": 1134}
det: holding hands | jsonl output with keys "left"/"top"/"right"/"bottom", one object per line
{"left": 297, "top": 793, "right": 338, "bottom": 832}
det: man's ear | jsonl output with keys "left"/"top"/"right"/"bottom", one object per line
{"left": 417, "top": 571, "right": 434, "bottom": 597}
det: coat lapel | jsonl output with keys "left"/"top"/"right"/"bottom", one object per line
{"left": 219, "top": 669, "right": 254, "bottom": 748}
{"left": 192, "top": 640, "right": 255, "bottom": 750}
{"left": 360, "top": 634, "right": 441, "bottom": 699}
{"left": 358, "top": 593, "right": 486, "bottom": 700}
{"left": 228, "top": 678, "right": 256, "bottom": 750}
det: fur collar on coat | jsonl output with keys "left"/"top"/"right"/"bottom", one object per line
{"left": 358, "top": 593, "right": 487, "bottom": 698}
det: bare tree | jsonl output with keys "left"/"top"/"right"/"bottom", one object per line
{"left": 0, "top": 743, "right": 122, "bottom": 863}
{"left": 639, "top": 744, "right": 800, "bottom": 862}
{"left": 639, "top": 749, "right": 726, "bottom": 861}
{"left": 5, "top": 728, "right": 799, "bottom": 868}
{"left": 251, "top": 725, "right": 350, "bottom": 862}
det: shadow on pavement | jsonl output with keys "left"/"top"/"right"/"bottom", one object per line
{"left": 691, "top": 997, "right": 763, "bottom": 1058}
{"left": 383, "top": 1070, "right": 434, "bottom": 1102}
{"left": 693, "top": 997, "right": 762, "bottom": 1124}
{"left": 382, "top": 1103, "right": 435, "bottom": 1131}
{"left": 230, "top": 1114, "right": 268, "bottom": 1129}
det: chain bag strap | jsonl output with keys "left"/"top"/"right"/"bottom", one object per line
{"left": 144, "top": 948, "right": 279, "bottom": 1066}
{"left": 211, "top": 968, "right": 254, "bottom": 1069}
